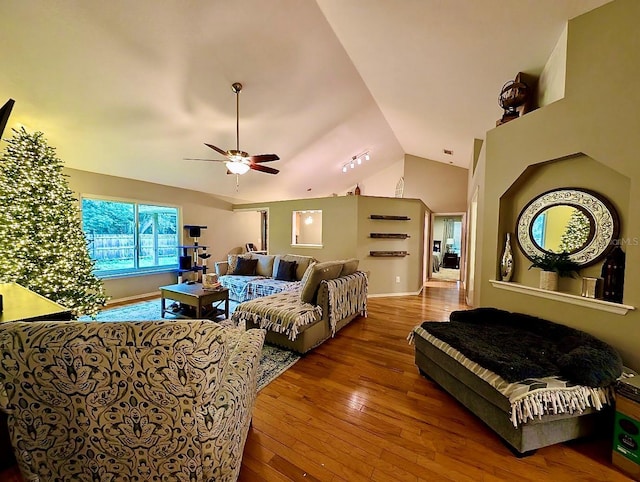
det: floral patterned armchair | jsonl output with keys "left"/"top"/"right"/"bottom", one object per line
{"left": 0, "top": 319, "right": 265, "bottom": 481}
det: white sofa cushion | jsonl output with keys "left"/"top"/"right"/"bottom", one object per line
{"left": 252, "top": 253, "right": 275, "bottom": 277}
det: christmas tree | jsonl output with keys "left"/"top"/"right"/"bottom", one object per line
{"left": 0, "top": 127, "right": 108, "bottom": 317}
{"left": 559, "top": 209, "right": 591, "bottom": 253}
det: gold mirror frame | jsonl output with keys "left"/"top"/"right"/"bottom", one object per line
{"left": 516, "top": 188, "right": 619, "bottom": 267}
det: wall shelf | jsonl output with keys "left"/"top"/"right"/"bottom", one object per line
{"left": 370, "top": 251, "right": 408, "bottom": 257}
{"left": 489, "top": 280, "right": 635, "bottom": 315}
{"left": 370, "top": 215, "right": 410, "bottom": 221}
{"left": 370, "top": 233, "right": 410, "bottom": 239}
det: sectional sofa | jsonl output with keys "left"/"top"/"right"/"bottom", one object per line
{"left": 229, "top": 257, "right": 368, "bottom": 353}
{"left": 215, "top": 253, "right": 315, "bottom": 303}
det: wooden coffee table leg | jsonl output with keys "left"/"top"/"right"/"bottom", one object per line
{"left": 225, "top": 296, "right": 229, "bottom": 319}
{"left": 161, "top": 295, "right": 166, "bottom": 318}
{"left": 196, "top": 300, "right": 202, "bottom": 319}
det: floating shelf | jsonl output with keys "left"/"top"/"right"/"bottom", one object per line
{"left": 370, "top": 215, "right": 411, "bottom": 221}
{"left": 370, "top": 251, "right": 408, "bottom": 257}
{"left": 489, "top": 280, "right": 635, "bottom": 315}
{"left": 370, "top": 233, "right": 410, "bottom": 239}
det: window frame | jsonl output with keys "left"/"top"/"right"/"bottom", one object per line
{"left": 80, "top": 194, "right": 182, "bottom": 278}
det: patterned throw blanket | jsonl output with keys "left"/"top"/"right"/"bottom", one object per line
{"left": 232, "top": 291, "right": 322, "bottom": 341}
{"left": 232, "top": 272, "right": 368, "bottom": 341}
{"left": 409, "top": 325, "right": 616, "bottom": 427}
{"left": 325, "top": 273, "right": 368, "bottom": 335}
{"left": 220, "top": 275, "right": 300, "bottom": 302}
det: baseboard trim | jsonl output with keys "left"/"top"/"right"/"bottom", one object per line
{"left": 368, "top": 290, "right": 422, "bottom": 298}
{"left": 107, "top": 291, "right": 160, "bottom": 305}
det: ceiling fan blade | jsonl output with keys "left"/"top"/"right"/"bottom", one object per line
{"left": 183, "top": 158, "right": 227, "bottom": 163}
{"left": 251, "top": 164, "right": 279, "bottom": 175}
{"left": 249, "top": 153, "right": 280, "bottom": 163}
{"left": 204, "top": 143, "right": 230, "bottom": 158}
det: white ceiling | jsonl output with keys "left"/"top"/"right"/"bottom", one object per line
{"left": 1, "top": 0, "right": 610, "bottom": 203}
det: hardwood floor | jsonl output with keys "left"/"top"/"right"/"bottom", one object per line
{"left": 239, "top": 281, "right": 630, "bottom": 482}
{"left": 0, "top": 282, "right": 632, "bottom": 481}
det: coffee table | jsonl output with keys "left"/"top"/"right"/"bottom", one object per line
{"left": 159, "top": 283, "right": 229, "bottom": 320}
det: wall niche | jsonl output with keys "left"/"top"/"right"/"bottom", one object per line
{"left": 498, "top": 153, "right": 629, "bottom": 296}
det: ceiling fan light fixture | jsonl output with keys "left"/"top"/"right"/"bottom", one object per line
{"left": 226, "top": 161, "right": 250, "bottom": 175}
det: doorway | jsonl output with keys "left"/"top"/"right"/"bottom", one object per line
{"left": 430, "top": 213, "right": 465, "bottom": 282}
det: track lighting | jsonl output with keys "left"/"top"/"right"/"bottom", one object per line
{"left": 341, "top": 151, "right": 370, "bottom": 173}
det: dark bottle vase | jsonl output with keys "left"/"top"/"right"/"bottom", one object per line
{"left": 601, "top": 245, "right": 625, "bottom": 303}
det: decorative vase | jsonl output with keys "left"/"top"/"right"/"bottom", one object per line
{"left": 601, "top": 245, "right": 625, "bottom": 303}
{"left": 500, "top": 233, "right": 514, "bottom": 282}
{"left": 539, "top": 270, "right": 558, "bottom": 291}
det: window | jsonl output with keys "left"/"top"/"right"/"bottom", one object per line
{"left": 81, "top": 197, "right": 180, "bottom": 276}
{"left": 291, "top": 210, "right": 322, "bottom": 247}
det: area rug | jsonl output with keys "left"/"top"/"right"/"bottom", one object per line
{"left": 431, "top": 267, "right": 460, "bottom": 281}
{"left": 80, "top": 299, "right": 300, "bottom": 391}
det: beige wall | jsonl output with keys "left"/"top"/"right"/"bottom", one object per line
{"left": 66, "top": 168, "right": 259, "bottom": 301}
{"left": 356, "top": 196, "right": 426, "bottom": 295}
{"left": 403, "top": 154, "right": 468, "bottom": 212}
{"left": 476, "top": 0, "right": 640, "bottom": 370}
{"left": 538, "top": 25, "right": 567, "bottom": 107}
{"left": 237, "top": 195, "right": 427, "bottom": 295}
{"left": 357, "top": 159, "right": 405, "bottom": 197}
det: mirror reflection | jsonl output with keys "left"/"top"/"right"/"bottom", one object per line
{"left": 531, "top": 206, "right": 592, "bottom": 254}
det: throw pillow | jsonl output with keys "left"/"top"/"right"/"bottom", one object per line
{"left": 300, "top": 261, "right": 343, "bottom": 303}
{"left": 233, "top": 257, "right": 258, "bottom": 276}
{"left": 277, "top": 255, "right": 316, "bottom": 280}
{"left": 340, "top": 258, "right": 359, "bottom": 276}
{"left": 228, "top": 253, "right": 252, "bottom": 274}
{"left": 274, "top": 260, "right": 297, "bottom": 281}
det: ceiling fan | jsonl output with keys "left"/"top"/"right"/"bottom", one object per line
{"left": 185, "top": 82, "right": 280, "bottom": 175}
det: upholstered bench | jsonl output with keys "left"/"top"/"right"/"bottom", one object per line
{"left": 410, "top": 308, "right": 621, "bottom": 455}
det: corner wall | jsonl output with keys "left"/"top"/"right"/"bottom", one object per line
{"left": 477, "top": 0, "right": 640, "bottom": 370}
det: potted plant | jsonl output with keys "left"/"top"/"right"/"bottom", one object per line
{"left": 528, "top": 251, "right": 581, "bottom": 291}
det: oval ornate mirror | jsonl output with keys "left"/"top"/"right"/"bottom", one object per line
{"left": 516, "top": 188, "right": 619, "bottom": 266}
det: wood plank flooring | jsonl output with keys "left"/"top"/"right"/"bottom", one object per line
{"left": 240, "top": 281, "right": 631, "bottom": 482}
{"left": 0, "top": 281, "right": 632, "bottom": 481}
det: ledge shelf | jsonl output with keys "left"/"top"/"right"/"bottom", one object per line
{"left": 370, "top": 215, "right": 410, "bottom": 221}
{"left": 370, "top": 251, "right": 408, "bottom": 257}
{"left": 370, "top": 233, "right": 410, "bottom": 239}
{"left": 489, "top": 280, "right": 635, "bottom": 315}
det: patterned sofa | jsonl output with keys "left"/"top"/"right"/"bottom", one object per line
{"left": 215, "top": 253, "right": 316, "bottom": 303}
{"left": 232, "top": 260, "right": 368, "bottom": 354}
{"left": 0, "top": 320, "right": 265, "bottom": 481}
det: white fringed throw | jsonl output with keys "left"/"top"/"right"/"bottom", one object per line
{"left": 409, "top": 325, "right": 615, "bottom": 427}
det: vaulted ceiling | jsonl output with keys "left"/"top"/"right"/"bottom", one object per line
{"left": 1, "top": 0, "right": 610, "bottom": 202}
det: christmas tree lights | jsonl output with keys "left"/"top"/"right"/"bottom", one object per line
{"left": 0, "top": 127, "right": 108, "bottom": 317}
